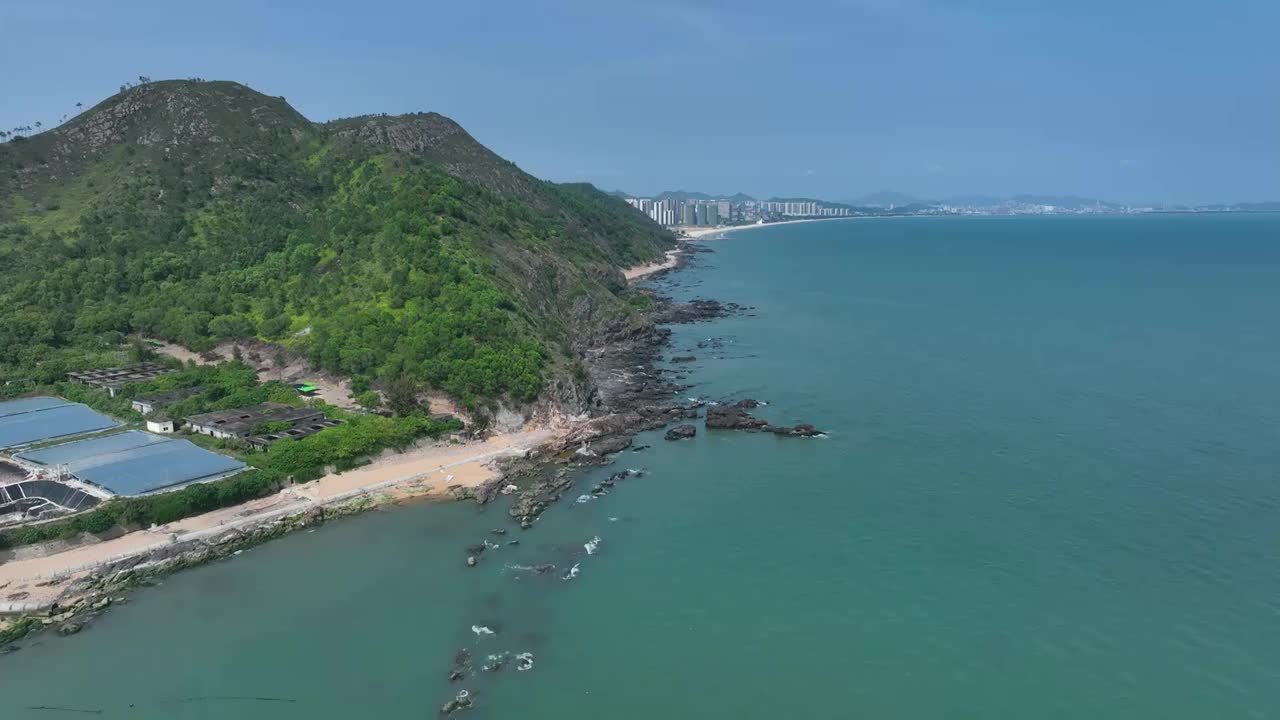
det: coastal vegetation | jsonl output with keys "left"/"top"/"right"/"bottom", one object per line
{"left": 0, "top": 79, "right": 674, "bottom": 412}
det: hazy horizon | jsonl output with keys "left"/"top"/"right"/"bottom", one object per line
{"left": 1, "top": 0, "right": 1276, "bottom": 206}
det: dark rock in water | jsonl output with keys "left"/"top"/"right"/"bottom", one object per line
{"left": 651, "top": 298, "right": 736, "bottom": 324}
{"left": 466, "top": 556, "right": 478, "bottom": 568}
{"left": 489, "top": 528, "right": 507, "bottom": 536}
{"left": 506, "top": 540, "right": 520, "bottom": 546}
{"left": 632, "top": 444, "right": 650, "bottom": 452}
{"left": 534, "top": 564, "right": 556, "bottom": 574}
{"left": 510, "top": 469, "right": 575, "bottom": 528}
{"left": 765, "top": 423, "right": 824, "bottom": 437}
{"left": 670, "top": 355, "right": 696, "bottom": 363}
{"left": 448, "top": 670, "right": 465, "bottom": 683}
{"left": 442, "top": 693, "right": 473, "bottom": 715}
{"left": 665, "top": 424, "right": 697, "bottom": 441}
{"left": 57, "top": 621, "right": 83, "bottom": 637}
{"left": 454, "top": 648, "right": 472, "bottom": 667}
{"left": 705, "top": 403, "right": 768, "bottom": 430}
{"left": 706, "top": 400, "right": 824, "bottom": 436}
{"left": 465, "top": 543, "right": 487, "bottom": 555}
{"left": 1, "top": 644, "right": 19, "bottom": 655}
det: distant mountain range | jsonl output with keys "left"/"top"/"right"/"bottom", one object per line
{"left": 850, "top": 191, "right": 1122, "bottom": 209}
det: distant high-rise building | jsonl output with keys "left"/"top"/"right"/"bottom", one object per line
{"left": 706, "top": 203, "right": 720, "bottom": 226}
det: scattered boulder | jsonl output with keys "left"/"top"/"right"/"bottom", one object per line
{"left": 670, "top": 355, "right": 697, "bottom": 363}
{"left": 465, "top": 544, "right": 486, "bottom": 555}
{"left": 665, "top": 424, "right": 697, "bottom": 441}
{"left": 57, "top": 621, "right": 83, "bottom": 637}
{"left": 466, "top": 556, "right": 478, "bottom": 568}
{"left": 585, "top": 434, "right": 633, "bottom": 457}
{"left": 766, "top": 423, "right": 824, "bottom": 437}
{"left": 705, "top": 404, "right": 768, "bottom": 430}
{"left": 442, "top": 691, "right": 474, "bottom": 715}
{"left": 706, "top": 399, "right": 824, "bottom": 437}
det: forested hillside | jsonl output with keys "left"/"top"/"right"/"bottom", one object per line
{"left": 0, "top": 80, "right": 673, "bottom": 410}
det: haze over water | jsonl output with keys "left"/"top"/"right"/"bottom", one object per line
{"left": 3, "top": 214, "right": 1280, "bottom": 719}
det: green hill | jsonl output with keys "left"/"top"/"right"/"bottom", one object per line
{"left": 0, "top": 80, "right": 673, "bottom": 411}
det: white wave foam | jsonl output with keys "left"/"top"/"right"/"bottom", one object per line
{"left": 515, "top": 652, "right": 534, "bottom": 671}
{"left": 584, "top": 536, "right": 602, "bottom": 555}
{"left": 471, "top": 625, "right": 496, "bottom": 637}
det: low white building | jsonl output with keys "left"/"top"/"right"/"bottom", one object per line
{"left": 146, "top": 418, "right": 176, "bottom": 434}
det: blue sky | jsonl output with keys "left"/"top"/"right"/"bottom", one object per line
{"left": 1, "top": 0, "right": 1276, "bottom": 204}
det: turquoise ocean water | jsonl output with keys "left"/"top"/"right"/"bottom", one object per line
{"left": 3, "top": 214, "right": 1280, "bottom": 718}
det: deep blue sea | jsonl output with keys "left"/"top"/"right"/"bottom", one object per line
{"left": 3, "top": 214, "right": 1280, "bottom": 719}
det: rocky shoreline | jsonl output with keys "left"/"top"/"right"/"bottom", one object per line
{"left": 0, "top": 240, "right": 825, "bottom": 669}
{"left": 463, "top": 243, "right": 821, "bottom": 532}
{"left": 0, "top": 496, "right": 376, "bottom": 650}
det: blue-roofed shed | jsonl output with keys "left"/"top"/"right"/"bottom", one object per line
{"left": 16, "top": 429, "right": 246, "bottom": 495}
{"left": 0, "top": 396, "right": 72, "bottom": 418}
{"left": 0, "top": 400, "right": 120, "bottom": 449}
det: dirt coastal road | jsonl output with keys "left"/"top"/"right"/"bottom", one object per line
{"left": 0, "top": 428, "right": 554, "bottom": 612}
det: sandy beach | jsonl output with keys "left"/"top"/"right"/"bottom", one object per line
{"left": 683, "top": 216, "right": 865, "bottom": 239}
{"left": 0, "top": 426, "right": 554, "bottom": 612}
{"left": 622, "top": 217, "right": 866, "bottom": 279}
{"left": 623, "top": 249, "right": 682, "bottom": 280}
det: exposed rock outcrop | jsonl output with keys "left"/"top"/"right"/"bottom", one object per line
{"left": 706, "top": 399, "right": 824, "bottom": 437}
{"left": 665, "top": 425, "right": 697, "bottom": 441}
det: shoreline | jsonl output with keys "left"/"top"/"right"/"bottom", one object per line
{"left": 1, "top": 243, "right": 732, "bottom": 649}
{"left": 622, "top": 249, "right": 681, "bottom": 280}
{"left": 0, "top": 427, "right": 555, "bottom": 619}
{"left": 623, "top": 217, "right": 866, "bottom": 281}
{"left": 684, "top": 215, "right": 866, "bottom": 239}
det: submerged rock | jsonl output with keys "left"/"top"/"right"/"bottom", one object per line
{"left": 665, "top": 424, "right": 697, "bottom": 441}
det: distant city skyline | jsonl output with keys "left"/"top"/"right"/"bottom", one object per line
{"left": 2, "top": 0, "right": 1277, "bottom": 206}
{"left": 621, "top": 191, "right": 1274, "bottom": 228}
